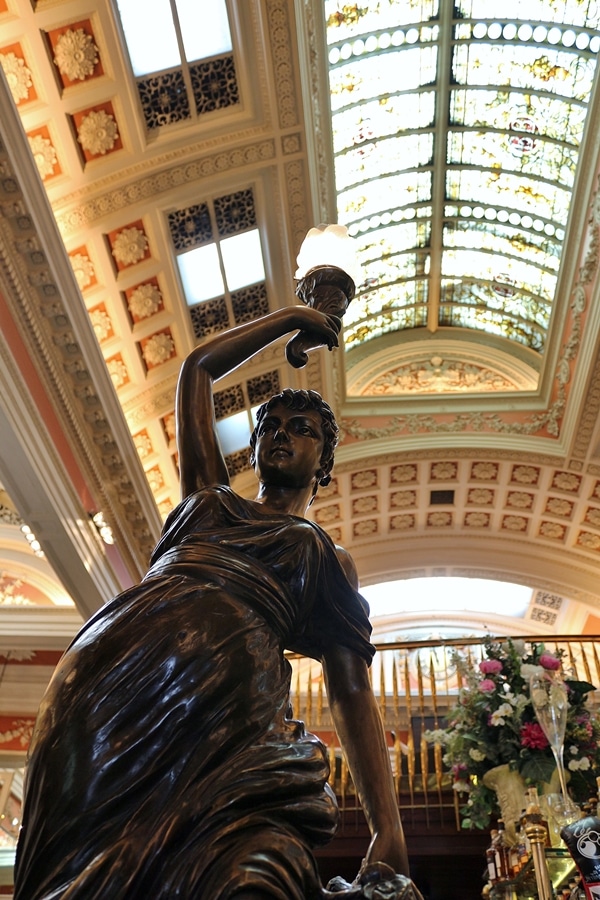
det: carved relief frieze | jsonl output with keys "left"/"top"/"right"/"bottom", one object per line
{"left": 362, "top": 357, "right": 528, "bottom": 395}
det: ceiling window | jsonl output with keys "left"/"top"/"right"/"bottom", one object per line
{"left": 169, "top": 187, "right": 269, "bottom": 342}
{"left": 115, "top": 0, "right": 238, "bottom": 129}
{"left": 325, "top": 0, "right": 600, "bottom": 354}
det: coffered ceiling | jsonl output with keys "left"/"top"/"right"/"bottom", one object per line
{"left": 2, "top": 0, "right": 600, "bottom": 671}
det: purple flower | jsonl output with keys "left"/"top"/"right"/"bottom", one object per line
{"left": 539, "top": 652, "right": 561, "bottom": 671}
{"left": 479, "top": 659, "right": 503, "bottom": 675}
{"left": 479, "top": 679, "right": 496, "bottom": 692}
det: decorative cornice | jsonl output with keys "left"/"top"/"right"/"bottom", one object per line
{"left": 54, "top": 139, "right": 277, "bottom": 237}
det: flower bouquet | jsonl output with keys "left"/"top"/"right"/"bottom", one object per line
{"left": 425, "top": 639, "right": 600, "bottom": 831}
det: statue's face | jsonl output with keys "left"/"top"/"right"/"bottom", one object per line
{"left": 253, "top": 403, "right": 325, "bottom": 489}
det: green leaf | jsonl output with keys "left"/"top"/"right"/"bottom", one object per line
{"left": 519, "top": 755, "right": 556, "bottom": 785}
{"left": 565, "top": 679, "right": 596, "bottom": 696}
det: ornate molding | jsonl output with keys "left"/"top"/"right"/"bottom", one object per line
{"left": 284, "top": 158, "right": 310, "bottom": 250}
{"left": 569, "top": 345, "right": 600, "bottom": 462}
{"left": 54, "top": 139, "right": 277, "bottom": 237}
{"left": 295, "top": 0, "right": 336, "bottom": 221}
{"left": 265, "top": 0, "right": 300, "bottom": 129}
{"left": 358, "top": 358, "right": 531, "bottom": 396}
{"left": 0, "top": 83, "right": 161, "bottom": 579}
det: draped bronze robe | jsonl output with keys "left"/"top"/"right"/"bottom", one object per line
{"left": 14, "top": 486, "right": 374, "bottom": 899}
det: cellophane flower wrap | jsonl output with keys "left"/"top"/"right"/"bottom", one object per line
{"left": 425, "top": 639, "right": 600, "bottom": 830}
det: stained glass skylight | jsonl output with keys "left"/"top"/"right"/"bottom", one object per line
{"left": 324, "top": 0, "right": 600, "bottom": 356}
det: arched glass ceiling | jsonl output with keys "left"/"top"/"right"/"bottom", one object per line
{"left": 324, "top": 1, "right": 600, "bottom": 355}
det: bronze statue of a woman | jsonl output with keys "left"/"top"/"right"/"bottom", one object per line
{"left": 14, "top": 306, "right": 421, "bottom": 899}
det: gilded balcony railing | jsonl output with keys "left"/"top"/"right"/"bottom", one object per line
{"left": 287, "top": 635, "right": 600, "bottom": 831}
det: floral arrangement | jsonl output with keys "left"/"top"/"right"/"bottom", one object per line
{"left": 425, "top": 639, "right": 600, "bottom": 830}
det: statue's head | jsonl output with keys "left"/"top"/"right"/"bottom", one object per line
{"left": 249, "top": 388, "right": 339, "bottom": 488}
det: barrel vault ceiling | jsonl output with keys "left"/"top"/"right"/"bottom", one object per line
{"left": 2, "top": 0, "right": 600, "bottom": 719}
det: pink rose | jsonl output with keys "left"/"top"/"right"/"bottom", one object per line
{"left": 539, "top": 652, "right": 561, "bottom": 671}
{"left": 479, "top": 679, "right": 496, "bottom": 692}
{"left": 479, "top": 659, "right": 503, "bottom": 675}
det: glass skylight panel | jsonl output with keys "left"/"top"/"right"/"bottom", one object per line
{"left": 220, "top": 230, "right": 265, "bottom": 292}
{"left": 338, "top": 172, "right": 433, "bottom": 222}
{"left": 451, "top": 89, "right": 588, "bottom": 145}
{"left": 446, "top": 170, "right": 572, "bottom": 224}
{"left": 329, "top": 48, "right": 438, "bottom": 112}
{"left": 358, "top": 223, "right": 431, "bottom": 261}
{"left": 452, "top": 42, "right": 596, "bottom": 99}
{"left": 115, "top": 0, "right": 180, "bottom": 75}
{"left": 457, "top": 0, "right": 600, "bottom": 31}
{"left": 442, "top": 248, "right": 556, "bottom": 306}
{"left": 444, "top": 221, "right": 561, "bottom": 271}
{"left": 326, "top": 0, "right": 439, "bottom": 35}
{"left": 177, "top": 0, "right": 232, "bottom": 62}
{"left": 332, "top": 95, "right": 435, "bottom": 154}
{"left": 345, "top": 306, "right": 429, "bottom": 349}
{"left": 325, "top": 0, "right": 600, "bottom": 368}
{"left": 336, "top": 134, "right": 434, "bottom": 193}
{"left": 216, "top": 411, "right": 252, "bottom": 456}
{"left": 440, "top": 301, "right": 544, "bottom": 349}
{"left": 348, "top": 278, "right": 429, "bottom": 327}
{"left": 448, "top": 130, "right": 579, "bottom": 188}
{"left": 178, "top": 244, "right": 224, "bottom": 305}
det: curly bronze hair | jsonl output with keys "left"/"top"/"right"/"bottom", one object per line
{"left": 249, "top": 389, "right": 339, "bottom": 486}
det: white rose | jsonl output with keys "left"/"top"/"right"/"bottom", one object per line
{"left": 469, "top": 748, "right": 486, "bottom": 761}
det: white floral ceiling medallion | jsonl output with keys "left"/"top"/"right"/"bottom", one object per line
{"left": 128, "top": 283, "right": 163, "bottom": 319}
{"left": 77, "top": 109, "right": 118, "bottom": 156}
{"left": 111, "top": 227, "right": 148, "bottom": 267}
{"left": 142, "top": 332, "right": 175, "bottom": 368}
{"left": 54, "top": 28, "right": 99, "bottom": 81}
{"left": 0, "top": 52, "right": 32, "bottom": 104}
{"left": 27, "top": 134, "right": 57, "bottom": 180}
{"left": 69, "top": 252, "right": 95, "bottom": 290}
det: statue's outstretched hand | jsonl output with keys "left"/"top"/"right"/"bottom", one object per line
{"left": 292, "top": 306, "right": 341, "bottom": 346}
{"left": 286, "top": 306, "right": 341, "bottom": 367}
{"left": 324, "top": 862, "right": 424, "bottom": 899}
